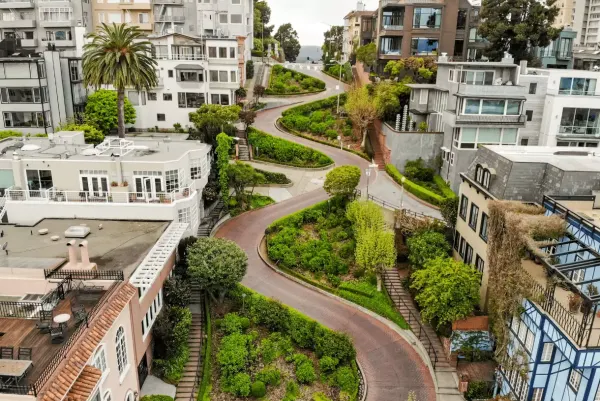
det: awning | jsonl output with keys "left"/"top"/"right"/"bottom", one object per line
{"left": 174, "top": 64, "right": 204, "bottom": 70}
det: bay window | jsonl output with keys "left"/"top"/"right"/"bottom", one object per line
{"left": 454, "top": 127, "right": 518, "bottom": 148}
{"left": 559, "top": 77, "right": 597, "bottom": 96}
{"left": 1, "top": 87, "right": 48, "bottom": 103}
{"left": 4, "top": 111, "right": 50, "bottom": 128}
{"left": 413, "top": 8, "right": 441, "bottom": 28}
{"left": 380, "top": 36, "right": 401, "bottom": 55}
{"left": 463, "top": 99, "right": 521, "bottom": 115}
{"left": 560, "top": 107, "right": 600, "bottom": 136}
{"left": 39, "top": 7, "right": 72, "bottom": 21}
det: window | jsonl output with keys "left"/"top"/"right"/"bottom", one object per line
{"left": 212, "top": 94, "right": 229, "bottom": 105}
{"left": 39, "top": 7, "right": 72, "bottom": 22}
{"left": 218, "top": 47, "right": 227, "bottom": 58}
{"left": 148, "top": 92, "right": 157, "bottom": 101}
{"left": 125, "top": 391, "right": 134, "bottom": 401}
{"left": 380, "top": 36, "right": 401, "bottom": 55}
{"left": 1, "top": 87, "right": 48, "bottom": 103}
{"left": 157, "top": 114, "right": 165, "bottom": 121}
{"left": 210, "top": 70, "right": 219, "bottom": 82}
{"left": 177, "top": 92, "right": 205, "bottom": 108}
{"left": 468, "top": 28, "right": 483, "bottom": 43}
{"left": 127, "top": 91, "right": 138, "bottom": 106}
{"left": 163, "top": 93, "right": 172, "bottom": 101}
{"left": 208, "top": 47, "right": 217, "bottom": 57}
{"left": 178, "top": 207, "right": 190, "bottom": 224}
{"left": 419, "top": 89, "right": 428, "bottom": 104}
{"left": 526, "top": 110, "right": 533, "bottom": 121}
{"left": 413, "top": 7, "right": 441, "bottom": 28}
{"left": 230, "top": 71, "right": 236, "bottom": 82}
{"left": 459, "top": 237, "right": 466, "bottom": 259}
{"left": 454, "top": 39, "right": 464, "bottom": 57}
{"left": 141, "top": 290, "right": 163, "bottom": 337}
{"left": 166, "top": 169, "right": 179, "bottom": 192}
{"left": 456, "top": 9, "right": 467, "bottom": 29}
{"left": 230, "top": 14, "right": 242, "bottom": 23}
{"left": 465, "top": 244, "right": 473, "bottom": 264}
{"left": 138, "top": 12, "right": 148, "bottom": 23}
{"left": 455, "top": 127, "right": 518, "bottom": 148}
{"left": 569, "top": 369, "right": 582, "bottom": 392}
{"left": 559, "top": 77, "right": 597, "bottom": 95}
{"left": 168, "top": 70, "right": 173, "bottom": 78}
{"left": 458, "top": 70, "right": 494, "bottom": 85}
{"left": 521, "top": 138, "right": 529, "bottom": 146}
{"left": 475, "top": 255, "right": 484, "bottom": 275}
{"left": 469, "top": 203, "right": 479, "bottom": 230}
{"left": 480, "top": 213, "right": 488, "bottom": 242}
{"left": 450, "top": 152, "right": 455, "bottom": 166}
{"left": 80, "top": 172, "right": 109, "bottom": 196}
{"left": 525, "top": 330, "right": 535, "bottom": 352}
{"left": 219, "top": 70, "right": 228, "bottom": 82}
{"left": 102, "top": 390, "right": 112, "bottom": 401}
{"left": 229, "top": 47, "right": 235, "bottom": 58}
{"left": 177, "top": 70, "right": 203, "bottom": 82}
{"left": 459, "top": 195, "right": 468, "bottom": 220}
{"left": 219, "top": 13, "right": 228, "bottom": 23}
{"left": 92, "top": 346, "right": 107, "bottom": 373}
{"left": 382, "top": 9, "right": 404, "bottom": 28}
{"left": 529, "top": 82, "right": 537, "bottom": 94}
{"left": 115, "top": 326, "right": 128, "bottom": 375}
{"left": 4, "top": 111, "right": 50, "bottom": 128}
{"left": 559, "top": 108, "right": 600, "bottom": 136}
{"left": 141, "top": 91, "right": 146, "bottom": 106}
{"left": 453, "top": 231, "right": 461, "bottom": 251}
{"left": 540, "top": 343, "right": 554, "bottom": 362}
{"left": 464, "top": 99, "right": 520, "bottom": 115}
{"left": 411, "top": 38, "right": 438, "bottom": 55}
{"left": 532, "top": 388, "right": 543, "bottom": 401}
{"left": 190, "top": 158, "right": 202, "bottom": 179}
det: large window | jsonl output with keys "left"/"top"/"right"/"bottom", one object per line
{"left": 115, "top": 326, "right": 128, "bottom": 375}
{"left": 480, "top": 213, "right": 488, "bottom": 242}
{"left": 4, "top": 111, "right": 50, "bottom": 128}
{"left": 469, "top": 203, "right": 479, "bottom": 230}
{"left": 210, "top": 93, "right": 230, "bottom": 105}
{"left": 380, "top": 36, "right": 401, "bottom": 55}
{"left": 454, "top": 127, "right": 518, "bottom": 149}
{"left": 177, "top": 92, "right": 205, "bottom": 108}
{"left": 92, "top": 345, "right": 107, "bottom": 373}
{"left": 456, "top": 9, "right": 467, "bottom": 29}
{"left": 165, "top": 169, "right": 180, "bottom": 192}
{"left": 450, "top": 70, "right": 494, "bottom": 85}
{"left": 559, "top": 108, "right": 600, "bottom": 136}
{"left": 413, "top": 8, "right": 441, "bottom": 28}
{"left": 80, "top": 170, "right": 109, "bottom": 196}
{"left": 463, "top": 99, "right": 521, "bottom": 115}
{"left": 559, "top": 77, "right": 597, "bottom": 96}
{"left": 459, "top": 195, "right": 468, "bottom": 220}
{"left": 177, "top": 70, "right": 203, "bottom": 82}
{"left": 1, "top": 87, "right": 48, "bottom": 103}
{"left": 382, "top": 9, "right": 404, "bottom": 28}
{"left": 411, "top": 38, "right": 438, "bottom": 55}
{"left": 540, "top": 343, "right": 554, "bottom": 362}
{"left": 468, "top": 28, "right": 484, "bottom": 43}
{"left": 39, "top": 7, "right": 72, "bottom": 21}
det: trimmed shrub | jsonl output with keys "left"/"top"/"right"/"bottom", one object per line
{"left": 256, "top": 366, "right": 281, "bottom": 386}
{"left": 433, "top": 175, "right": 456, "bottom": 198}
{"left": 220, "top": 313, "right": 250, "bottom": 334}
{"left": 319, "top": 356, "right": 339, "bottom": 374}
{"left": 228, "top": 372, "right": 251, "bottom": 397}
{"left": 289, "top": 311, "right": 317, "bottom": 348}
{"left": 334, "top": 366, "right": 359, "bottom": 396}
{"left": 267, "top": 65, "right": 325, "bottom": 95}
{"left": 313, "top": 393, "right": 333, "bottom": 401}
{"left": 217, "top": 332, "right": 252, "bottom": 378}
{"left": 295, "top": 360, "right": 317, "bottom": 384}
{"left": 251, "top": 381, "right": 267, "bottom": 398}
{"left": 314, "top": 326, "right": 356, "bottom": 362}
{"left": 250, "top": 296, "right": 291, "bottom": 332}
{"left": 385, "top": 164, "right": 445, "bottom": 206}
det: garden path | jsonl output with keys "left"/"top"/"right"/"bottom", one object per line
{"left": 174, "top": 291, "right": 204, "bottom": 401}
{"left": 216, "top": 67, "right": 445, "bottom": 401}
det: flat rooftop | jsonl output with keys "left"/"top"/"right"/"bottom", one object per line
{"left": 0, "top": 136, "right": 210, "bottom": 162}
{"left": 484, "top": 145, "right": 600, "bottom": 172}
{"left": 0, "top": 219, "right": 168, "bottom": 277}
{"left": 555, "top": 199, "right": 600, "bottom": 229}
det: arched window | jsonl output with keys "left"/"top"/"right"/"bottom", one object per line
{"left": 115, "top": 326, "right": 128, "bottom": 375}
{"left": 103, "top": 390, "right": 112, "bottom": 401}
{"left": 92, "top": 344, "right": 107, "bottom": 373}
{"left": 125, "top": 390, "right": 134, "bottom": 401}
{"left": 482, "top": 170, "right": 491, "bottom": 188}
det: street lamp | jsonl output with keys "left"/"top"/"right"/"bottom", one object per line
{"left": 337, "top": 135, "right": 342, "bottom": 150}
{"left": 365, "top": 167, "right": 371, "bottom": 198}
{"left": 400, "top": 176, "right": 406, "bottom": 208}
{"left": 242, "top": 293, "right": 247, "bottom": 313}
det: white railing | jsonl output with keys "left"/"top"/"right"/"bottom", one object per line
{"left": 5, "top": 182, "right": 195, "bottom": 205}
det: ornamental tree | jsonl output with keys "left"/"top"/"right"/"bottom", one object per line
{"left": 406, "top": 230, "right": 451, "bottom": 268}
{"left": 228, "top": 161, "right": 265, "bottom": 211}
{"left": 323, "top": 165, "right": 361, "bottom": 199}
{"left": 345, "top": 86, "right": 378, "bottom": 148}
{"left": 355, "top": 228, "right": 396, "bottom": 291}
{"left": 346, "top": 200, "right": 385, "bottom": 234}
{"left": 411, "top": 257, "right": 480, "bottom": 327}
{"left": 189, "top": 104, "right": 241, "bottom": 143}
{"left": 84, "top": 89, "right": 135, "bottom": 134}
{"left": 187, "top": 237, "right": 248, "bottom": 303}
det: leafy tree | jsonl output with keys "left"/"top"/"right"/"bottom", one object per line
{"left": 323, "top": 166, "right": 361, "bottom": 199}
{"left": 356, "top": 228, "right": 396, "bottom": 291}
{"left": 355, "top": 43, "right": 377, "bottom": 68}
{"left": 322, "top": 26, "right": 344, "bottom": 60}
{"left": 440, "top": 196, "right": 459, "bottom": 229}
{"left": 163, "top": 276, "right": 191, "bottom": 307}
{"left": 84, "top": 89, "right": 135, "bottom": 135}
{"left": 56, "top": 121, "right": 105, "bottom": 145}
{"left": 254, "top": 84, "right": 266, "bottom": 103}
{"left": 188, "top": 104, "right": 241, "bottom": 143}
{"left": 83, "top": 23, "right": 156, "bottom": 138}
{"left": 411, "top": 257, "right": 480, "bottom": 327}
{"left": 275, "top": 23, "right": 301, "bottom": 62}
{"left": 216, "top": 133, "right": 233, "bottom": 205}
{"left": 239, "top": 109, "right": 257, "bottom": 131}
{"left": 246, "top": 60, "right": 255, "bottom": 79}
{"left": 235, "top": 87, "right": 247, "bottom": 102}
{"left": 373, "top": 82, "right": 402, "bottom": 122}
{"left": 228, "top": 161, "right": 265, "bottom": 210}
{"left": 479, "top": 0, "right": 560, "bottom": 62}
{"left": 406, "top": 230, "right": 451, "bottom": 268}
{"left": 187, "top": 237, "right": 248, "bottom": 303}
{"left": 254, "top": 0, "right": 274, "bottom": 38}
{"left": 345, "top": 86, "right": 378, "bottom": 148}
{"left": 346, "top": 200, "right": 385, "bottom": 234}
{"left": 384, "top": 58, "right": 437, "bottom": 83}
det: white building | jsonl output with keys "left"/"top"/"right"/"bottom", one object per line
{"left": 0, "top": 131, "right": 210, "bottom": 235}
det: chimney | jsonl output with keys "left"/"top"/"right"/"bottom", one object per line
{"left": 520, "top": 60, "right": 528, "bottom": 75}
{"left": 79, "top": 240, "right": 90, "bottom": 265}
{"left": 66, "top": 240, "right": 77, "bottom": 265}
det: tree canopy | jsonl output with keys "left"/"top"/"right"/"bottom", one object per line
{"left": 254, "top": 0, "right": 274, "bottom": 38}
{"left": 356, "top": 43, "right": 377, "bottom": 67}
{"left": 322, "top": 26, "right": 344, "bottom": 61}
{"left": 276, "top": 23, "right": 301, "bottom": 62}
{"left": 479, "top": 0, "right": 561, "bottom": 62}
{"left": 187, "top": 237, "right": 248, "bottom": 302}
{"left": 406, "top": 230, "right": 451, "bottom": 268}
{"left": 324, "top": 166, "right": 361, "bottom": 198}
{"left": 411, "top": 257, "right": 480, "bottom": 327}
{"left": 188, "top": 104, "right": 241, "bottom": 142}
{"left": 216, "top": 133, "right": 233, "bottom": 205}
{"left": 228, "top": 161, "right": 265, "bottom": 210}
{"left": 345, "top": 86, "right": 378, "bottom": 148}
{"left": 84, "top": 89, "right": 135, "bottom": 134}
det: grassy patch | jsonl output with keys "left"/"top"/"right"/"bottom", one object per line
{"left": 229, "top": 194, "right": 275, "bottom": 217}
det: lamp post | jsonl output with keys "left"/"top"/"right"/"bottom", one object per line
{"left": 337, "top": 135, "right": 342, "bottom": 150}
{"left": 365, "top": 167, "right": 371, "bottom": 198}
{"left": 242, "top": 293, "right": 247, "bottom": 313}
{"left": 400, "top": 176, "right": 406, "bottom": 207}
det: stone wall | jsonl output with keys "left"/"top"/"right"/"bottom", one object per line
{"left": 380, "top": 121, "right": 443, "bottom": 172}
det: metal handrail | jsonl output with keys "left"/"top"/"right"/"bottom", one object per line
{"left": 189, "top": 295, "right": 207, "bottom": 401}
{"left": 384, "top": 276, "right": 440, "bottom": 369}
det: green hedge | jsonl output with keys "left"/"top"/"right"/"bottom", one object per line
{"left": 255, "top": 167, "right": 292, "bottom": 184}
{"left": 433, "top": 175, "right": 456, "bottom": 199}
{"left": 197, "top": 297, "right": 212, "bottom": 401}
{"left": 282, "top": 94, "right": 348, "bottom": 117}
{"left": 385, "top": 164, "right": 447, "bottom": 206}
{"left": 248, "top": 128, "right": 333, "bottom": 168}
{"left": 141, "top": 396, "right": 174, "bottom": 401}
{"left": 266, "top": 64, "right": 326, "bottom": 95}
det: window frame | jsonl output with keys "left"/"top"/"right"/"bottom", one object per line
{"left": 540, "top": 343, "right": 554, "bottom": 362}
{"left": 459, "top": 195, "right": 468, "bottom": 220}
{"left": 115, "top": 326, "right": 128, "bottom": 377}
{"left": 468, "top": 203, "right": 479, "bottom": 230}
{"left": 480, "top": 213, "right": 488, "bottom": 242}
{"left": 569, "top": 369, "right": 582, "bottom": 392}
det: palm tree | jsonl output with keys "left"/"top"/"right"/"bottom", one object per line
{"left": 82, "top": 23, "right": 157, "bottom": 138}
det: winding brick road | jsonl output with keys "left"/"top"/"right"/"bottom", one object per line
{"left": 215, "top": 66, "right": 437, "bottom": 401}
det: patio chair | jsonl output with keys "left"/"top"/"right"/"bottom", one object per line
{"left": 17, "top": 348, "right": 32, "bottom": 361}
{"left": 0, "top": 347, "right": 13, "bottom": 359}
{"left": 49, "top": 326, "right": 64, "bottom": 344}
{"left": 36, "top": 310, "right": 53, "bottom": 334}
{"left": 74, "top": 309, "right": 88, "bottom": 325}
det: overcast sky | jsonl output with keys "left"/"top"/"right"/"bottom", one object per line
{"left": 270, "top": 0, "right": 379, "bottom": 46}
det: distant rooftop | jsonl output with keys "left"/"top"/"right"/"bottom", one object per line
{"left": 0, "top": 133, "right": 210, "bottom": 162}
{"left": 484, "top": 145, "right": 600, "bottom": 172}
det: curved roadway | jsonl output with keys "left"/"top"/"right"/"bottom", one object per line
{"left": 215, "top": 66, "right": 437, "bottom": 401}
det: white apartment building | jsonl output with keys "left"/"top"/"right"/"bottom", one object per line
{"left": 573, "top": 0, "right": 600, "bottom": 46}
{"left": 0, "top": 131, "right": 211, "bottom": 235}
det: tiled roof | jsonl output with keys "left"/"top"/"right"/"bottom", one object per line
{"left": 41, "top": 283, "right": 137, "bottom": 401}
{"left": 65, "top": 366, "right": 102, "bottom": 401}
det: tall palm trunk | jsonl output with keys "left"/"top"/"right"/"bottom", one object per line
{"left": 117, "top": 88, "right": 125, "bottom": 138}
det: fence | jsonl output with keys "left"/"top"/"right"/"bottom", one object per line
{"left": 44, "top": 269, "right": 125, "bottom": 281}
{"left": 0, "top": 277, "right": 71, "bottom": 319}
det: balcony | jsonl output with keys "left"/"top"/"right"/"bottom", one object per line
{"left": 42, "top": 38, "right": 74, "bottom": 47}
{"left": 0, "top": 16, "right": 35, "bottom": 28}
{"left": 456, "top": 84, "right": 526, "bottom": 98}
{"left": 20, "top": 38, "right": 37, "bottom": 47}
{"left": 154, "top": 15, "right": 184, "bottom": 22}
{"left": 39, "top": 19, "right": 75, "bottom": 27}
{"left": 380, "top": 25, "right": 403, "bottom": 36}
{"left": 119, "top": 0, "right": 151, "bottom": 9}
{"left": 444, "top": 110, "right": 526, "bottom": 126}
{"left": 153, "top": 0, "right": 183, "bottom": 4}
{"left": 381, "top": 0, "right": 443, "bottom": 5}
{"left": 209, "top": 81, "right": 239, "bottom": 90}
{"left": 0, "top": 0, "right": 33, "bottom": 8}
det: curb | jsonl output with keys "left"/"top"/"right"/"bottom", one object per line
{"left": 254, "top": 182, "right": 294, "bottom": 188}
{"left": 265, "top": 89, "right": 327, "bottom": 97}
{"left": 255, "top": 101, "right": 304, "bottom": 113}
{"left": 257, "top": 236, "right": 439, "bottom": 391}
{"left": 250, "top": 158, "right": 334, "bottom": 171}
{"left": 209, "top": 213, "right": 231, "bottom": 237}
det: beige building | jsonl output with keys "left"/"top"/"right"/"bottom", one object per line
{"left": 554, "top": 0, "right": 574, "bottom": 28}
{"left": 92, "top": 0, "right": 153, "bottom": 33}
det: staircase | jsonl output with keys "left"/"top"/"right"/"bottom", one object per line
{"left": 197, "top": 200, "right": 225, "bottom": 237}
{"left": 238, "top": 138, "right": 250, "bottom": 161}
{"left": 174, "top": 305, "right": 204, "bottom": 401}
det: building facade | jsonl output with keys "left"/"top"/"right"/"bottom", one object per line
{"left": 533, "top": 28, "right": 576, "bottom": 69}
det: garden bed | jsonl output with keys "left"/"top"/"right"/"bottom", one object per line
{"left": 229, "top": 194, "right": 275, "bottom": 217}
{"left": 265, "top": 199, "right": 408, "bottom": 330}
{"left": 386, "top": 164, "right": 455, "bottom": 207}
{"left": 248, "top": 128, "right": 334, "bottom": 168}
{"left": 279, "top": 96, "right": 369, "bottom": 161}
{"left": 203, "top": 285, "right": 361, "bottom": 401}
{"left": 266, "top": 65, "right": 326, "bottom": 95}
